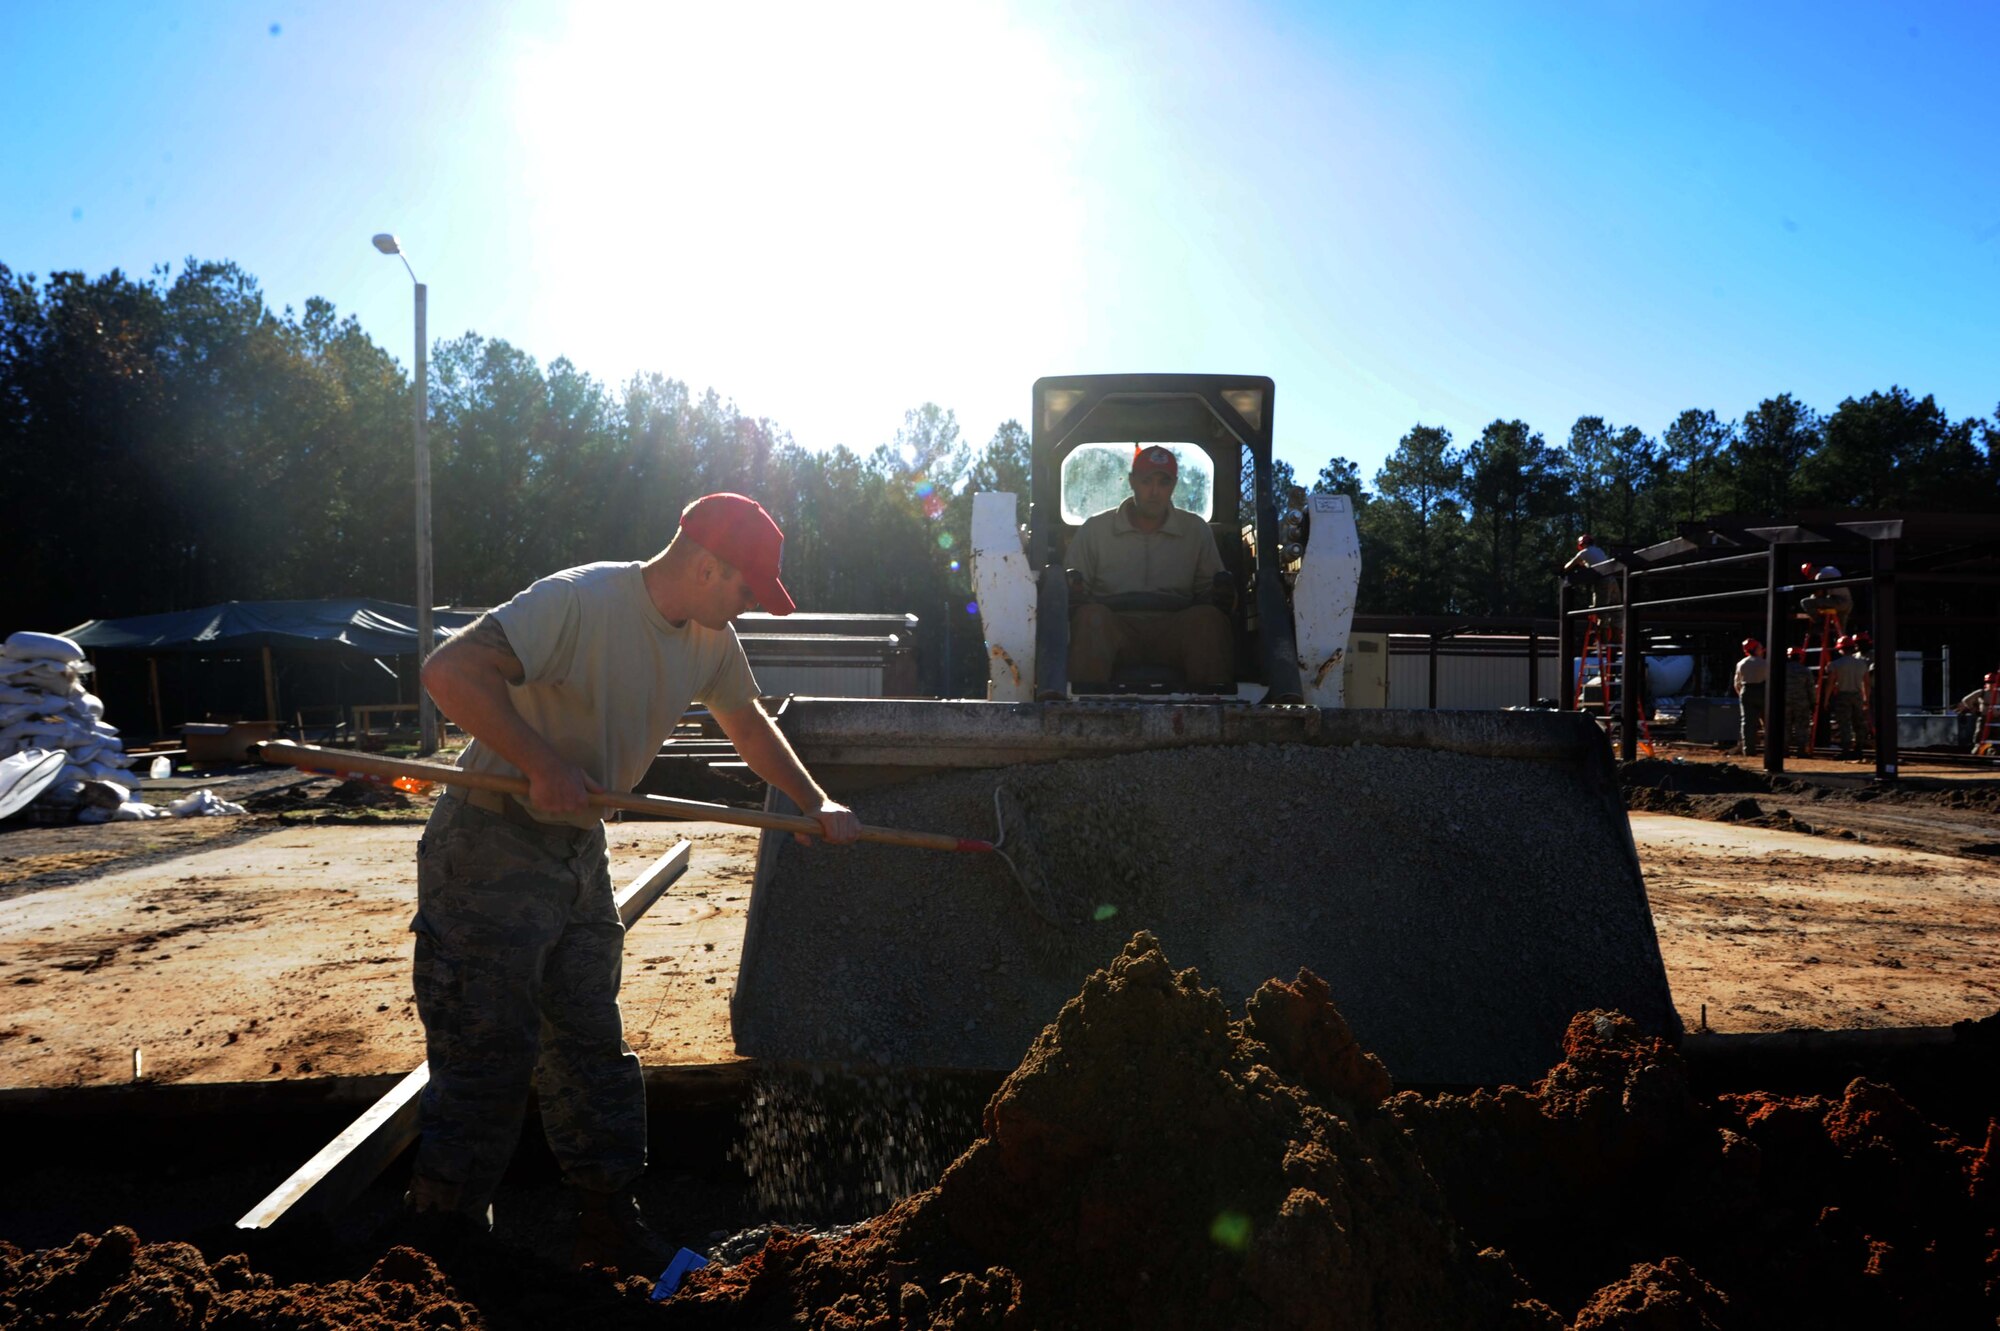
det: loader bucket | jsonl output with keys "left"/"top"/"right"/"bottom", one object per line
{"left": 731, "top": 699, "right": 1677, "bottom": 1086}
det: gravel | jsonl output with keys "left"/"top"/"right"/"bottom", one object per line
{"left": 733, "top": 740, "right": 1675, "bottom": 1085}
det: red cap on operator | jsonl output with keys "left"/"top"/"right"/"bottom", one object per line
{"left": 677, "top": 493, "right": 796, "bottom": 616}
{"left": 1131, "top": 445, "right": 1178, "bottom": 478}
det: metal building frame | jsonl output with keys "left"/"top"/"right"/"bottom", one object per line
{"left": 1557, "top": 512, "right": 2000, "bottom": 782}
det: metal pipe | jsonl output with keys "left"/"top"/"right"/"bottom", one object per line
{"left": 1623, "top": 550, "right": 1775, "bottom": 577}
{"left": 1619, "top": 565, "right": 1638, "bottom": 762}
{"left": 1763, "top": 544, "right": 1787, "bottom": 775}
{"left": 414, "top": 282, "right": 437, "bottom": 755}
{"left": 1557, "top": 579, "right": 1576, "bottom": 711}
{"left": 1872, "top": 538, "right": 1899, "bottom": 783}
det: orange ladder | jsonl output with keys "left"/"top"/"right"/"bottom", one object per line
{"left": 1976, "top": 676, "right": 2000, "bottom": 758}
{"left": 1575, "top": 615, "right": 1654, "bottom": 756}
{"left": 1804, "top": 610, "right": 1843, "bottom": 757}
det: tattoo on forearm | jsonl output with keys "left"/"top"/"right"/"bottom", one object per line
{"left": 454, "top": 614, "right": 525, "bottom": 681}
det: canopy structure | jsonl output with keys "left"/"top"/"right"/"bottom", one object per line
{"left": 54, "top": 600, "right": 482, "bottom": 741}
{"left": 64, "top": 599, "right": 478, "bottom": 658}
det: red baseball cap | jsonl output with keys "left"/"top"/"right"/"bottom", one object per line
{"left": 678, "top": 493, "right": 796, "bottom": 615}
{"left": 1131, "top": 445, "right": 1178, "bottom": 478}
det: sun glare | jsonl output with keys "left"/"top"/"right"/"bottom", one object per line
{"left": 507, "top": 2, "right": 1086, "bottom": 450}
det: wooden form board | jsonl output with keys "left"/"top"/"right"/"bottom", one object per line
{"left": 235, "top": 839, "right": 693, "bottom": 1230}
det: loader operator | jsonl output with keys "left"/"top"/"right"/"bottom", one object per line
{"left": 408, "top": 492, "right": 860, "bottom": 1270}
{"left": 1066, "top": 444, "right": 1234, "bottom": 687}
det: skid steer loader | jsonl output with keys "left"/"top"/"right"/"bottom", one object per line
{"left": 730, "top": 374, "right": 1677, "bottom": 1086}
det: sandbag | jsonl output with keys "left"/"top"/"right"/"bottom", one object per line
{"left": 3, "top": 631, "right": 84, "bottom": 664}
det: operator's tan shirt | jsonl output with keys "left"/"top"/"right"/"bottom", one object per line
{"left": 458, "top": 561, "right": 758, "bottom": 826}
{"left": 1068, "top": 498, "right": 1223, "bottom": 611}
{"left": 1734, "top": 656, "right": 1769, "bottom": 690}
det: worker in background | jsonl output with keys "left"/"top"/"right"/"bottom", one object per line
{"left": 1733, "top": 638, "right": 1768, "bottom": 756}
{"left": 1828, "top": 635, "right": 1873, "bottom": 761}
{"left": 1957, "top": 673, "right": 1998, "bottom": 716}
{"left": 1784, "top": 646, "right": 1814, "bottom": 756}
{"left": 412, "top": 493, "right": 860, "bottom": 1271}
{"left": 1799, "top": 564, "right": 1853, "bottom": 628}
{"left": 1066, "top": 445, "right": 1234, "bottom": 687}
{"left": 1563, "top": 534, "right": 1621, "bottom": 607}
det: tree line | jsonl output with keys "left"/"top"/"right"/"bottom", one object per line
{"left": 4, "top": 259, "right": 1996, "bottom": 691}
{"left": 1280, "top": 395, "right": 1999, "bottom": 620}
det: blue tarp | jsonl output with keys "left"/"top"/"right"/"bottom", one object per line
{"left": 63, "top": 599, "right": 480, "bottom": 657}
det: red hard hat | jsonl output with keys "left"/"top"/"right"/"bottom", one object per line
{"left": 1788, "top": 646, "right": 1805, "bottom": 661}
{"left": 1799, "top": 562, "right": 1816, "bottom": 579}
{"left": 1742, "top": 638, "right": 1762, "bottom": 655}
{"left": 1836, "top": 634, "right": 1853, "bottom": 650}
{"left": 1577, "top": 535, "right": 1593, "bottom": 550}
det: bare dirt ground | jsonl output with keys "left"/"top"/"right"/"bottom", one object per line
{"left": 1632, "top": 813, "right": 2000, "bottom": 1032}
{"left": 0, "top": 778, "right": 755, "bottom": 1090}
{"left": 2, "top": 758, "right": 1997, "bottom": 1091}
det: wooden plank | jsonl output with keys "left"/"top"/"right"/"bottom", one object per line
{"left": 235, "top": 839, "right": 693, "bottom": 1230}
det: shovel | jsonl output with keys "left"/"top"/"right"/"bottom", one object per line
{"left": 253, "top": 740, "right": 1058, "bottom": 918}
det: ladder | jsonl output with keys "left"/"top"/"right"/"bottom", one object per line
{"left": 1575, "top": 615, "right": 1654, "bottom": 757}
{"left": 1976, "top": 676, "right": 2000, "bottom": 758}
{"left": 1804, "top": 609, "right": 1843, "bottom": 757}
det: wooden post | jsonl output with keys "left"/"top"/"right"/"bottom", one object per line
{"left": 261, "top": 647, "right": 278, "bottom": 722}
{"left": 148, "top": 657, "right": 164, "bottom": 740}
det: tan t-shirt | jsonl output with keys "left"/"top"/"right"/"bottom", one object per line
{"left": 1734, "top": 656, "right": 1769, "bottom": 689}
{"left": 1829, "top": 655, "right": 1871, "bottom": 694}
{"left": 1068, "top": 499, "right": 1223, "bottom": 611}
{"left": 458, "top": 561, "right": 758, "bottom": 826}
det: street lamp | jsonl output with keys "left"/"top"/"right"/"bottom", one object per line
{"left": 372, "top": 232, "right": 439, "bottom": 755}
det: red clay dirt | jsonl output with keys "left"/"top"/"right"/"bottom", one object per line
{"left": 7, "top": 937, "right": 1998, "bottom": 1329}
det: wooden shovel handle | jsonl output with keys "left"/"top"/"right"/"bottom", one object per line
{"left": 254, "top": 741, "right": 988, "bottom": 853}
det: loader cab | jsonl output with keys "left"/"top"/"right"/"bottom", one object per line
{"left": 1027, "top": 374, "right": 1304, "bottom": 702}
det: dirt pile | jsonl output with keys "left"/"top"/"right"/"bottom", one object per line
{"left": 1394, "top": 1010, "right": 2000, "bottom": 1327}
{"left": 238, "top": 775, "right": 426, "bottom": 823}
{"left": 9, "top": 942, "right": 1996, "bottom": 1329}
{"left": 0, "top": 1228, "right": 487, "bottom": 1329}
{"left": 676, "top": 931, "right": 1555, "bottom": 1329}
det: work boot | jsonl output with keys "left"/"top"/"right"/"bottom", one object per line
{"left": 390, "top": 1175, "right": 493, "bottom": 1265}
{"left": 569, "top": 1186, "right": 676, "bottom": 1276}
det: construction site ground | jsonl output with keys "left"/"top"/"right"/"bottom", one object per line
{"left": 3, "top": 751, "right": 1998, "bottom": 1326}
{"left": 1, "top": 752, "right": 1997, "bottom": 1098}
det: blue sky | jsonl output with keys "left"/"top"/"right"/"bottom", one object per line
{"left": 3, "top": 1, "right": 1994, "bottom": 487}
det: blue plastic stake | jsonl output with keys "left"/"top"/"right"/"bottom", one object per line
{"left": 649, "top": 1248, "right": 710, "bottom": 1301}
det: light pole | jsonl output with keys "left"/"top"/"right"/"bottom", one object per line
{"left": 372, "top": 233, "right": 439, "bottom": 755}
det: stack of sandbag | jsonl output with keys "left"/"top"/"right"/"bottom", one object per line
{"left": 0, "top": 630, "right": 158, "bottom": 822}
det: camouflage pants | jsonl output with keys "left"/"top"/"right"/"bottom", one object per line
{"left": 409, "top": 792, "right": 643, "bottom": 1213}
{"left": 1738, "top": 685, "right": 1764, "bottom": 752}
{"left": 1787, "top": 681, "right": 1813, "bottom": 750}
{"left": 1833, "top": 693, "right": 1869, "bottom": 753}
